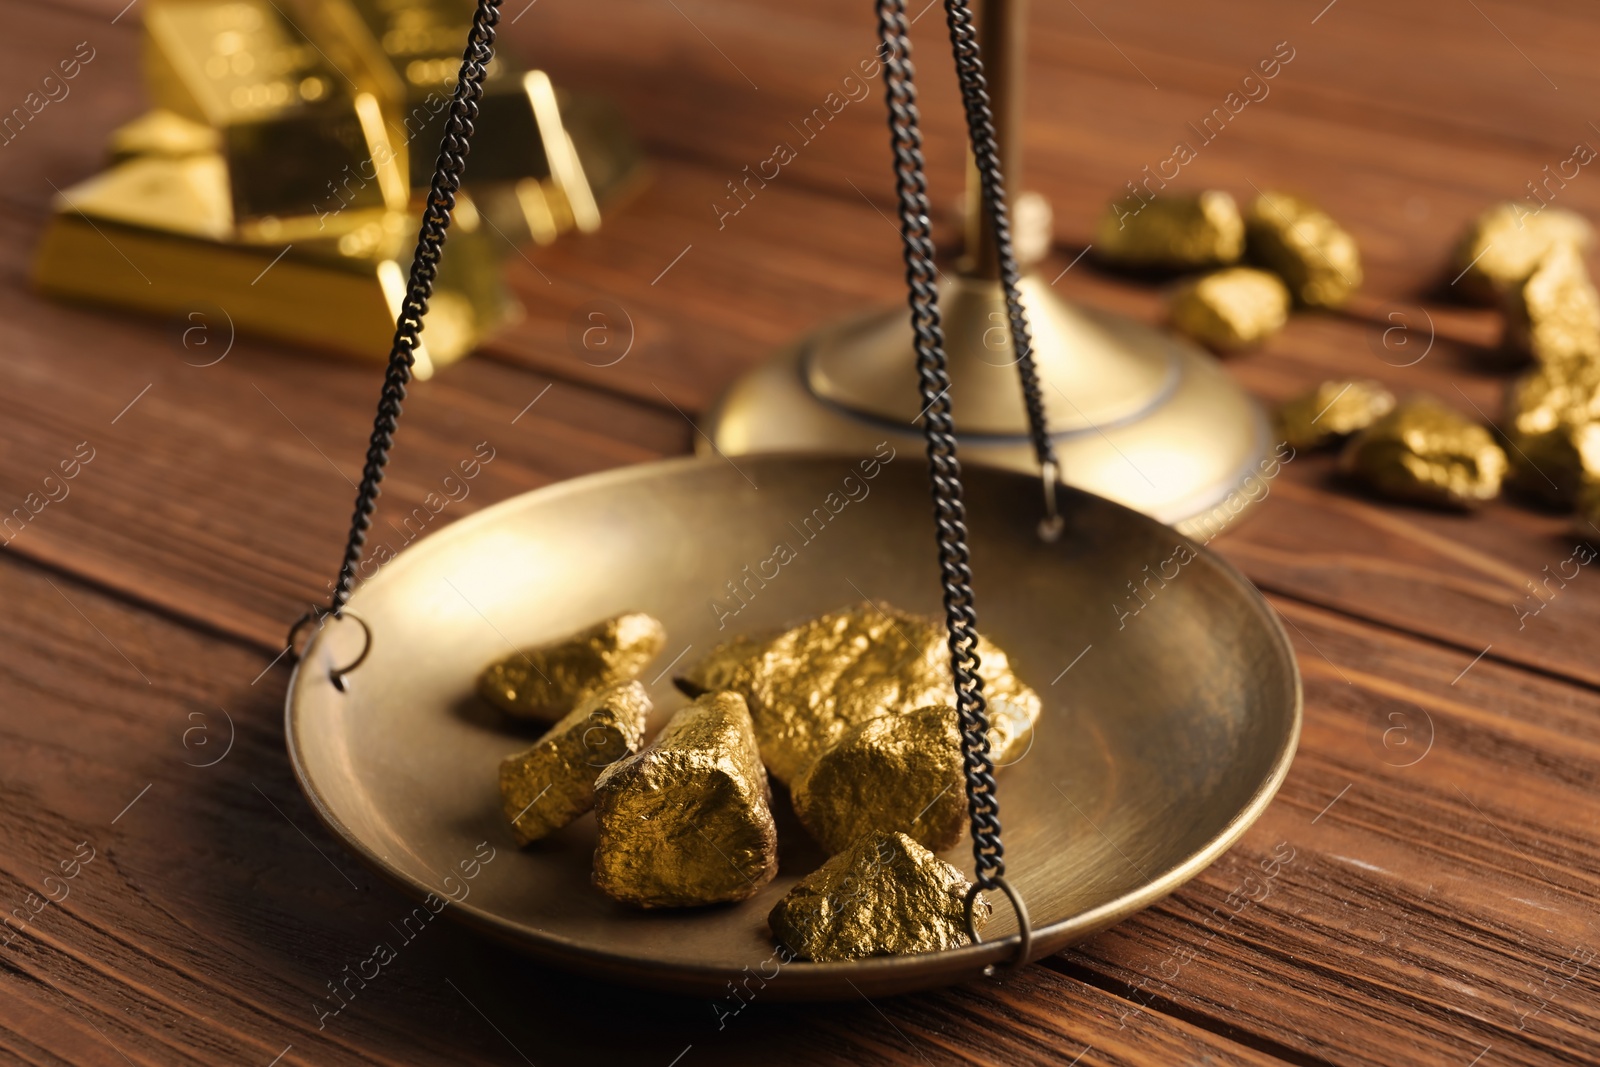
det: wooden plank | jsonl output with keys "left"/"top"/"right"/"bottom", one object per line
{"left": 1059, "top": 593, "right": 1600, "bottom": 1067}
{"left": 0, "top": 551, "right": 1291, "bottom": 1067}
{"left": 3, "top": 514, "right": 1594, "bottom": 1065}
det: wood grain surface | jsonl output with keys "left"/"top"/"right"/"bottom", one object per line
{"left": 1, "top": 0, "right": 1597, "bottom": 1064}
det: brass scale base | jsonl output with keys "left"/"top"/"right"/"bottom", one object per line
{"left": 704, "top": 269, "right": 1272, "bottom": 539}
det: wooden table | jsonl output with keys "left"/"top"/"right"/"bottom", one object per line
{"left": 3, "top": 0, "right": 1597, "bottom": 1063}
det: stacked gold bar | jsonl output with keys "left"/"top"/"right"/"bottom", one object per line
{"left": 33, "top": 0, "right": 644, "bottom": 377}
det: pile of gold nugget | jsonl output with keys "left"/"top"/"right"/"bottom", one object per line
{"left": 1094, "top": 188, "right": 1363, "bottom": 352}
{"left": 1274, "top": 203, "right": 1600, "bottom": 520}
{"left": 32, "top": 0, "right": 643, "bottom": 377}
{"left": 479, "top": 603, "right": 1042, "bottom": 962}
{"left": 1102, "top": 187, "right": 1600, "bottom": 525}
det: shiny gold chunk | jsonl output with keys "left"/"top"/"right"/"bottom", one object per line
{"left": 1450, "top": 202, "right": 1594, "bottom": 304}
{"left": 591, "top": 691, "right": 778, "bottom": 908}
{"left": 478, "top": 612, "right": 665, "bottom": 723}
{"left": 679, "top": 602, "right": 1039, "bottom": 787}
{"left": 793, "top": 705, "right": 966, "bottom": 855}
{"left": 1340, "top": 398, "right": 1507, "bottom": 508}
{"left": 1245, "top": 191, "right": 1362, "bottom": 308}
{"left": 1168, "top": 267, "right": 1290, "bottom": 351}
{"left": 1093, "top": 191, "right": 1244, "bottom": 269}
{"left": 1504, "top": 357, "right": 1600, "bottom": 507}
{"left": 498, "top": 681, "right": 651, "bottom": 846}
{"left": 1276, "top": 379, "right": 1396, "bottom": 451}
{"left": 1501, "top": 242, "right": 1600, "bottom": 367}
{"left": 767, "top": 831, "right": 987, "bottom": 962}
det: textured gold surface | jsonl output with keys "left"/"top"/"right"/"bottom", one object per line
{"left": 591, "top": 691, "right": 778, "bottom": 908}
{"left": 1340, "top": 398, "right": 1507, "bottom": 507}
{"left": 1451, "top": 202, "right": 1594, "bottom": 304}
{"left": 1276, "top": 379, "right": 1396, "bottom": 451}
{"left": 1501, "top": 242, "right": 1600, "bottom": 367}
{"left": 1168, "top": 267, "right": 1290, "bottom": 352}
{"left": 792, "top": 705, "right": 966, "bottom": 854}
{"left": 679, "top": 602, "right": 1039, "bottom": 786}
{"left": 1093, "top": 191, "right": 1244, "bottom": 269}
{"left": 498, "top": 681, "right": 651, "bottom": 846}
{"left": 1504, "top": 357, "right": 1600, "bottom": 506}
{"left": 479, "top": 612, "right": 664, "bottom": 722}
{"left": 767, "top": 831, "right": 988, "bottom": 962}
{"left": 1245, "top": 191, "right": 1362, "bottom": 308}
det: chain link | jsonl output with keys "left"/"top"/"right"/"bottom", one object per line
{"left": 877, "top": 0, "right": 1001, "bottom": 890}
{"left": 877, "top": 0, "right": 1055, "bottom": 894}
{"left": 287, "top": 0, "right": 1031, "bottom": 912}
{"left": 941, "top": 0, "right": 1057, "bottom": 473}
{"left": 290, "top": 0, "right": 503, "bottom": 652}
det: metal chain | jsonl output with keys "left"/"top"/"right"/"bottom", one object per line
{"left": 876, "top": 0, "right": 1004, "bottom": 891}
{"left": 289, "top": 0, "right": 502, "bottom": 653}
{"left": 942, "top": 0, "right": 1057, "bottom": 474}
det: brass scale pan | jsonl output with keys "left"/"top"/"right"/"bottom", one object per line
{"left": 283, "top": 0, "right": 1301, "bottom": 1001}
{"left": 287, "top": 456, "right": 1301, "bottom": 998}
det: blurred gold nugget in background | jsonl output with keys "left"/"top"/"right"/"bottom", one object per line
{"left": 1341, "top": 398, "right": 1506, "bottom": 508}
{"left": 1276, "top": 379, "right": 1395, "bottom": 452}
{"left": 1168, "top": 266, "right": 1289, "bottom": 352}
{"left": 1094, "top": 190, "right": 1245, "bottom": 269}
{"left": 1504, "top": 356, "right": 1600, "bottom": 507}
{"left": 1245, "top": 191, "right": 1361, "bottom": 309}
{"left": 1501, "top": 242, "right": 1600, "bottom": 368}
{"left": 1451, "top": 202, "right": 1593, "bottom": 305}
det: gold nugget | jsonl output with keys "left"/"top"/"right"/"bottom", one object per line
{"left": 1168, "top": 267, "right": 1290, "bottom": 352}
{"left": 1504, "top": 357, "right": 1600, "bottom": 507}
{"left": 499, "top": 681, "right": 651, "bottom": 846}
{"left": 1450, "top": 202, "right": 1594, "bottom": 304}
{"left": 1340, "top": 398, "right": 1507, "bottom": 508}
{"left": 591, "top": 691, "right": 778, "bottom": 908}
{"left": 679, "top": 603, "right": 1039, "bottom": 787}
{"left": 1093, "top": 191, "right": 1244, "bottom": 269}
{"left": 793, "top": 705, "right": 967, "bottom": 855}
{"left": 767, "top": 831, "right": 988, "bottom": 962}
{"left": 1501, "top": 243, "right": 1600, "bottom": 368}
{"left": 1276, "top": 379, "right": 1396, "bottom": 451}
{"left": 478, "top": 612, "right": 665, "bottom": 722}
{"left": 1245, "top": 191, "right": 1362, "bottom": 308}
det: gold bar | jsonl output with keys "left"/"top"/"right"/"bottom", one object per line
{"left": 144, "top": 0, "right": 407, "bottom": 223}
{"left": 107, "top": 108, "right": 219, "bottom": 162}
{"left": 290, "top": 0, "right": 642, "bottom": 234}
{"left": 31, "top": 156, "right": 517, "bottom": 377}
